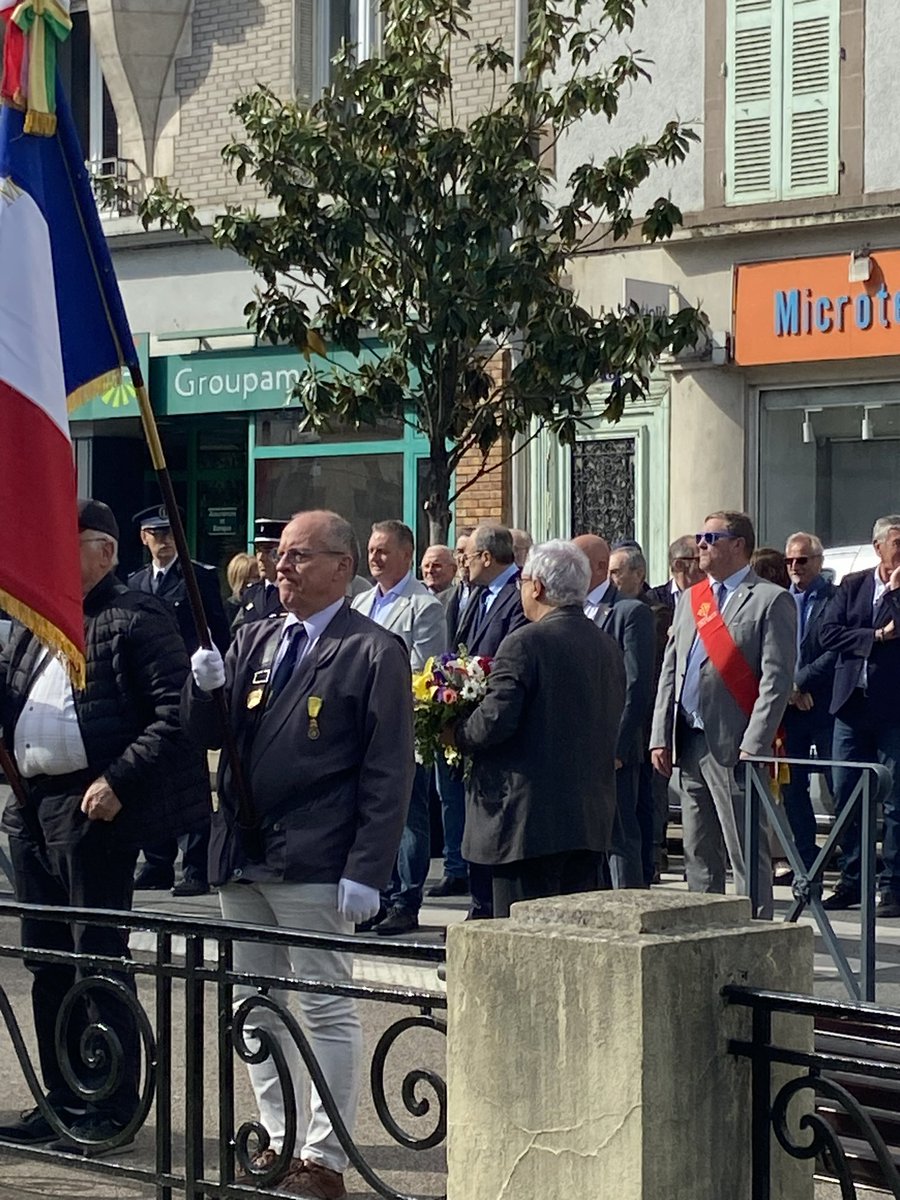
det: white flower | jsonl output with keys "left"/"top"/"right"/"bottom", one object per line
{"left": 460, "top": 681, "right": 479, "bottom": 701}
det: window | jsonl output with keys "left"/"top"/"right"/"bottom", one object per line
{"left": 295, "top": 0, "right": 380, "bottom": 103}
{"left": 726, "top": 0, "right": 840, "bottom": 205}
{"left": 56, "top": 10, "right": 119, "bottom": 169}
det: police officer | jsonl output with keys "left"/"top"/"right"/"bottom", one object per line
{"left": 128, "top": 505, "right": 230, "bottom": 655}
{"left": 231, "top": 518, "right": 287, "bottom": 632}
{"left": 128, "top": 504, "right": 226, "bottom": 895}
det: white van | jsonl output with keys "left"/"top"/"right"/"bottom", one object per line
{"left": 822, "top": 543, "right": 878, "bottom": 584}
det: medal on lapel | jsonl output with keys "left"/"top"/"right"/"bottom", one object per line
{"left": 307, "top": 695, "right": 323, "bottom": 739}
{"left": 247, "top": 688, "right": 264, "bottom": 709}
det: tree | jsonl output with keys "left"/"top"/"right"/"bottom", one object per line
{"left": 142, "top": 0, "right": 706, "bottom": 542}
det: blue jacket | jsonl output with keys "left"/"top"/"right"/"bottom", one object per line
{"left": 820, "top": 568, "right": 900, "bottom": 718}
{"left": 793, "top": 576, "right": 838, "bottom": 711}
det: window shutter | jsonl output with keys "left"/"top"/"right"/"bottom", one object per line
{"left": 726, "top": 0, "right": 782, "bottom": 204}
{"left": 294, "top": 0, "right": 316, "bottom": 106}
{"left": 782, "top": 0, "right": 839, "bottom": 198}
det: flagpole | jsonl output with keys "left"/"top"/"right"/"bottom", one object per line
{"left": 131, "top": 370, "right": 263, "bottom": 861}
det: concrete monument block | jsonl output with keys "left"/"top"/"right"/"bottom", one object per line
{"left": 446, "top": 890, "right": 813, "bottom": 1200}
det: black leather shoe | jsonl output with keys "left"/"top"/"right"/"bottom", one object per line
{"left": 0, "top": 1106, "right": 80, "bottom": 1144}
{"left": 355, "top": 906, "right": 387, "bottom": 933}
{"left": 48, "top": 1115, "right": 135, "bottom": 1158}
{"left": 172, "top": 878, "right": 210, "bottom": 897}
{"left": 134, "top": 867, "right": 174, "bottom": 890}
{"left": 876, "top": 890, "right": 900, "bottom": 918}
{"left": 426, "top": 875, "right": 469, "bottom": 898}
{"left": 375, "top": 908, "right": 420, "bottom": 936}
{"left": 822, "top": 883, "right": 862, "bottom": 911}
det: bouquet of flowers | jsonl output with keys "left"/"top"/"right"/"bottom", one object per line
{"left": 411, "top": 648, "right": 492, "bottom": 767}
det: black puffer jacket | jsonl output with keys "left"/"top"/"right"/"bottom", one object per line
{"left": 0, "top": 572, "right": 211, "bottom": 846}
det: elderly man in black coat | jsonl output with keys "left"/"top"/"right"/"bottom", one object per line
{"left": 0, "top": 500, "right": 209, "bottom": 1154}
{"left": 451, "top": 539, "right": 625, "bottom": 919}
{"left": 183, "top": 509, "right": 414, "bottom": 1200}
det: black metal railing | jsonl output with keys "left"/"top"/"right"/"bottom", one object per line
{"left": 742, "top": 756, "right": 892, "bottom": 1001}
{"left": 0, "top": 896, "right": 447, "bottom": 1199}
{"left": 725, "top": 984, "right": 900, "bottom": 1199}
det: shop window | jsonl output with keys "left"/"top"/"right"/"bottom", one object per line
{"left": 255, "top": 409, "right": 402, "bottom": 446}
{"left": 295, "top": 0, "right": 380, "bottom": 103}
{"left": 726, "top": 0, "right": 839, "bottom": 204}
{"left": 759, "top": 388, "right": 900, "bottom": 549}
{"left": 256, "top": 454, "right": 403, "bottom": 564}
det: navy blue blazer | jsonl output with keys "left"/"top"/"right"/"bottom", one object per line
{"left": 129, "top": 559, "right": 230, "bottom": 656}
{"left": 456, "top": 576, "right": 528, "bottom": 657}
{"left": 819, "top": 569, "right": 900, "bottom": 718}
{"left": 646, "top": 582, "right": 677, "bottom": 612}
{"left": 792, "top": 577, "right": 837, "bottom": 711}
{"left": 590, "top": 584, "right": 655, "bottom": 764}
{"left": 231, "top": 578, "right": 285, "bottom": 632}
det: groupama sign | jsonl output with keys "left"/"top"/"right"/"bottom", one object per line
{"left": 733, "top": 250, "right": 900, "bottom": 366}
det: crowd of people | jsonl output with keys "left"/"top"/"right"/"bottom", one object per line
{"left": 1, "top": 498, "right": 899, "bottom": 1197}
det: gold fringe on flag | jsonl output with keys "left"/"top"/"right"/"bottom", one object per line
{"left": 67, "top": 367, "right": 124, "bottom": 414}
{"left": 0, "top": 588, "right": 86, "bottom": 690}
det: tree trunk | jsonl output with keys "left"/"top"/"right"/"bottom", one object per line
{"left": 423, "top": 440, "right": 452, "bottom": 545}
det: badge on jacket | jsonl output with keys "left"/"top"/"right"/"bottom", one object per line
{"left": 308, "top": 695, "right": 323, "bottom": 739}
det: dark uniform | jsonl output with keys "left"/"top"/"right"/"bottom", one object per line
{"left": 128, "top": 504, "right": 224, "bottom": 894}
{"left": 230, "top": 518, "right": 287, "bottom": 634}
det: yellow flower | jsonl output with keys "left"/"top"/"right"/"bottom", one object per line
{"left": 412, "top": 659, "right": 437, "bottom": 703}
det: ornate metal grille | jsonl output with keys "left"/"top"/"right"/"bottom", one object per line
{"left": 570, "top": 437, "right": 635, "bottom": 543}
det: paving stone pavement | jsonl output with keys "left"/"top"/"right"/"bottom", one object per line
{"left": 1, "top": 807, "right": 899, "bottom": 1197}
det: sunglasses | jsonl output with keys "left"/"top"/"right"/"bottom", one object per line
{"left": 785, "top": 556, "right": 817, "bottom": 567}
{"left": 695, "top": 531, "right": 738, "bottom": 546}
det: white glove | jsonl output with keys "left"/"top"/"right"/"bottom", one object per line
{"left": 191, "top": 647, "right": 226, "bottom": 692}
{"left": 337, "top": 878, "right": 381, "bottom": 924}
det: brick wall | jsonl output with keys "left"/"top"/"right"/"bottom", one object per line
{"left": 453, "top": 349, "right": 512, "bottom": 528}
{"left": 448, "top": 0, "right": 518, "bottom": 126}
{"left": 172, "top": 0, "right": 294, "bottom": 208}
{"left": 454, "top": 438, "right": 512, "bottom": 528}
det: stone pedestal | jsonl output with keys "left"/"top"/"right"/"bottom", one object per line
{"left": 446, "top": 890, "right": 813, "bottom": 1200}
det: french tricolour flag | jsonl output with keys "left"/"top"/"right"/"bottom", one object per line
{"left": 0, "top": 84, "right": 138, "bottom": 685}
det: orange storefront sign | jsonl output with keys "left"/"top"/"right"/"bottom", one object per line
{"left": 733, "top": 251, "right": 900, "bottom": 366}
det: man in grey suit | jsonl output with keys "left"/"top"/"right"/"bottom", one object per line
{"left": 352, "top": 520, "right": 446, "bottom": 935}
{"left": 183, "top": 509, "right": 413, "bottom": 1198}
{"left": 451, "top": 540, "right": 624, "bottom": 918}
{"left": 574, "top": 534, "right": 655, "bottom": 888}
{"left": 650, "top": 511, "right": 796, "bottom": 919}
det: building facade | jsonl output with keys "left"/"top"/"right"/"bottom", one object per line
{"left": 520, "top": 0, "right": 900, "bottom": 581}
{"left": 35, "top": 0, "right": 517, "bottom": 579}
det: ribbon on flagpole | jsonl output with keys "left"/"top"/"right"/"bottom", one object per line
{"left": 1, "top": 0, "right": 72, "bottom": 135}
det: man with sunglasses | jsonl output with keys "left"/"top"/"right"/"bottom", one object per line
{"left": 647, "top": 535, "right": 705, "bottom": 610}
{"left": 779, "top": 532, "right": 836, "bottom": 874}
{"left": 650, "top": 511, "right": 796, "bottom": 917}
{"left": 231, "top": 518, "right": 288, "bottom": 631}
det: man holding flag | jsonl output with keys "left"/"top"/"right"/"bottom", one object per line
{"left": 0, "top": 5, "right": 222, "bottom": 1157}
{"left": 650, "top": 511, "right": 797, "bottom": 918}
{"left": 0, "top": 500, "right": 210, "bottom": 1153}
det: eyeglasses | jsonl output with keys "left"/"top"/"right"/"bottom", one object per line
{"left": 695, "top": 532, "right": 738, "bottom": 546}
{"left": 785, "top": 556, "right": 818, "bottom": 567}
{"left": 278, "top": 548, "right": 348, "bottom": 568}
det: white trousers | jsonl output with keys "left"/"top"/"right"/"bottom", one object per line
{"left": 218, "top": 881, "right": 362, "bottom": 1172}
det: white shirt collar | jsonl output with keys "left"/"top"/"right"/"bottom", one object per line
{"left": 585, "top": 579, "right": 611, "bottom": 608}
{"left": 283, "top": 597, "right": 345, "bottom": 649}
